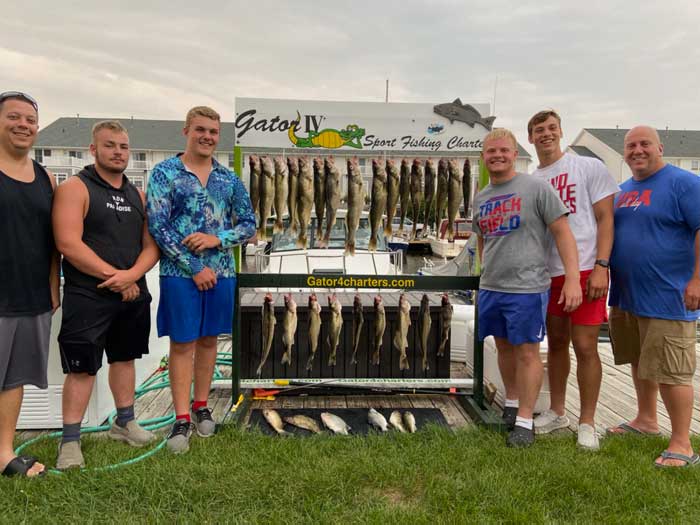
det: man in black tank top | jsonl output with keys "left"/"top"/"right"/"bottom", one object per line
{"left": 52, "top": 121, "right": 160, "bottom": 470}
{"left": 0, "top": 92, "right": 59, "bottom": 478}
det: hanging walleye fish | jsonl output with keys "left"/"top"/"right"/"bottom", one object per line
{"left": 305, "top": 294, "right": 322, "bottom": 371}
{"left": 369, "top": 158, "right": 388, "bottom": 252}
{"left": 295, "top": 156, "right": 314, "bottom": 249}
{"left": 393, "top": 294, "right": 411, "bottom": 371}
{"left": 371, "top": 295, "right": 386, "bottom": 365}
{"left": 384, "top": 158, "right": 400, "bottom": 236}
{"left": 256, "top": 293, "right": 276, "bottom": 376}
{"left": 257, "top": 156, "right": 275, "bottom": 242}
{"left": 280, "top": 293, "right": 297, "bottom": 366}
{"left": 398, "top": 159, "right": 411, "bottom": 233}
{"left": 345, "top": 157, "right": 365, "bottom": 256}
{"left": 423, "top": 158, "right": 436, "bottom": 236}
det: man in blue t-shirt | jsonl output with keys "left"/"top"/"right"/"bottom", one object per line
{"left": 608, "top": 126, "right": 700, "bottom": 468}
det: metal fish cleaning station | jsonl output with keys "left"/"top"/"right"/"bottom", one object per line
{"left": 227, "top": 98, "right": 505, "bottom": 430}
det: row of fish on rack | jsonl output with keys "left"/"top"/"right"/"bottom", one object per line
{"left": 262, "top": 408, "right": 418, "bottom": 435}
{"left": 248, "top": 155, "right": 473, "bottom": 253}
{"left": 256, "top": 293, "right": 453, "bottom": 376}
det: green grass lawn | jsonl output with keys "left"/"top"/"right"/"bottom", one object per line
{"left": 5, "top": 425, "right": 700, "bottom": 524}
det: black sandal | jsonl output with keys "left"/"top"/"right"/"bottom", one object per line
{"left": 1, "top": 455, "right": 46, "bottom": 478}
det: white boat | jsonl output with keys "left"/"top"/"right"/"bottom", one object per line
{"left": 254, "top": 210, "right": 403, "bottom": 288}
{"left": 428, "top": 218, "right": 472, "bottom": 258}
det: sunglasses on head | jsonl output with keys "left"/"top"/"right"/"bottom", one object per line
{"left": 0, "top": 91, "right": 39, "bottom": 111}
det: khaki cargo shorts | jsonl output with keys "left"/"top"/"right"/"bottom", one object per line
{"left": 609, "top": 307, "right": 697, "bottom": 385}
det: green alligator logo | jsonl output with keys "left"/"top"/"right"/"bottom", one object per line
{"left": 288, "top": 111, "right": 365, "bottom": 149}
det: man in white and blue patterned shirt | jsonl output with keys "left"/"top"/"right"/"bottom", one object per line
{"left": 147, "top": 106, "right": 254, "bottom": 453}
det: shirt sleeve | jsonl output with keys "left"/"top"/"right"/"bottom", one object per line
{"left": 216, "top": 172, "right": 256, "bottom": 249}
{"left": 678, "top": 172, "right": 700, "bottom": 231}
{"left": 538, "top": 179, "right": 570, "bottom": 225}
{"left": 586, "top": 158, "right": 619, "bottom": 205}
{"left": 471, "top": 195, "right": 483, "bottom": 236}
{"left": 146, "top": 165, "right": 204, "bottom": 276}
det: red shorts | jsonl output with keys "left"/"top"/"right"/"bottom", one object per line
{"left": 547, "top": 269, "right": 608, "bottom": 325}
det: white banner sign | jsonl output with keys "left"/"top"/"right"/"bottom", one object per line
{"left": 234, "top": 98, "right": 495, "bottom": 153}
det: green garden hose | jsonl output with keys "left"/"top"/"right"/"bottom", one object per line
{"left": 15, "top": 354, "right": 234, "bottom": 474}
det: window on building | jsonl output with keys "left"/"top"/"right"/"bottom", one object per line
{"left": 34, "top": 149, "right": 51, "bottom": 164}
{"left": 130, "top": 176, "right": 145, "bottom": 191}
{"left": 132, "top": 152, "right": 146, "bottom": 162}
{"left": 55, "top": 173, "right": 69, "bottom": 185}
{"left": 692, "top": 160, "right": 699, "bottom": 171}
{"left": 228, "top": 153, "right": 235, "bottom": 168}
{"left": 68, "top": 150, "right": 83, "bottom": 159}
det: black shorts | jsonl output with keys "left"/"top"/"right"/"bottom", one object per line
{"left": 58, "top": 289, "right": 151, "bottom": 375}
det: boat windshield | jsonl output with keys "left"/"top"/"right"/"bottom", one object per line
{"left": 271, "top": 217, "right": 388, "bottom": 252}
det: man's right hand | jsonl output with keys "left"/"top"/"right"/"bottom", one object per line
{"left": 193, "top": 267, "right": 217, "bottom": 291}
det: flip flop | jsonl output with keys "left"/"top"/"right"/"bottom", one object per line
{"left": 1, "top": 455, "right": 46, "bottom": 478}
{"left": 655, "top": 450, "right": 700, "bottom": 468}
{"left": 605, "top": 422, "right": 661, "bottom": 436}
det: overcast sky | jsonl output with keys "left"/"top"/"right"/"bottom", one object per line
{"left": 3, "top": 0, "right": 698, "bottom": 161}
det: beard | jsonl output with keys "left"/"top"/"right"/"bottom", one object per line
{"left": 94, "top": 152, "right": 126, "bottom": 175}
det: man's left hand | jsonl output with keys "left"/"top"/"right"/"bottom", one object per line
{"left": 586, "top": 265, "right": 609, "bottom": 301}
{"left": 183, "top": 233, "right": 221, "bottom": 254}
{"left": 98, "top": 269, "right": 137, "bottom": 293}
{"left": 684, "top": 277, "right": 700, "bottom": 311}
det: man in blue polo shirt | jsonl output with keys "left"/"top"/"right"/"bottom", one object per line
{"left": 147, "top": 106, "right": 255, "bottom": 454}
{"left": 607, "top": 126, "right": 700, "bottom": 468}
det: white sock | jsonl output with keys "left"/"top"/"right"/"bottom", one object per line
{"left": 515, "top": 417, "right": 533, "bottom": 430}
{"left": 505, "top": 399, "right": 519, "bottom": 408}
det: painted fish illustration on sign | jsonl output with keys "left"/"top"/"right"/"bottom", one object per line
{"left": 327, "top": 294, "right": 343, "bottom": 367}
{"left": 393, "top": 294, "right": 411, "bottom": 371}
{"left": 306, "top": 294, "right": 322, "bottom": 371}
{"left": 280, "top": 293, "right": 297, "bottom": 366}
{"left": 371, "top": 295, "right": 386, "bottom": 366}
{"left": 433, "top": 98, "right": 496, "bottom": 130}
{"left": 256, "top": 293, "right": 276, "bottom": 377}
{"left": 438, "top": 293, "right": 452, "bottom": 357}
{"left": 296, "top": 156, "right": 314, "bottom": 249}
{"left": 345, "top": 157, "right": 365, "bottom": 256}
{"left": 369, "top": 158, "right": 388, "bottom": 252}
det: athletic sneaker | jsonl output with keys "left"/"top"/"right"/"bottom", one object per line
{"left": 502, "top": 406, "right": 518, "bottom": 431}
{"left": 56, "top": 441, "right": 85, "bottom": 470}
{"left": 506, "top": 425, "right": 535, "bottom": 448}
{"left": 167, "top": 419, "right": 194, "bottom": 454}
{"left": 577, "top": 423, "right": 600, "bottom": 451}
{"left": 192, "top": 407, "right": 216, "bottom": 438}
{"left": 108, "top": 420, "right": 156, "bottom": 447}
{"left": 534, "top": 409, "right": 570, "bottom": 434}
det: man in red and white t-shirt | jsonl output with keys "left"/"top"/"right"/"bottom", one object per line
{"left": 528, "top": 110, "right": 618, "bottom": 450}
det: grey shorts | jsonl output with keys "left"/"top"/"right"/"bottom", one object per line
{"left": 0, "top": 312, "right": 51, "bottom": 390}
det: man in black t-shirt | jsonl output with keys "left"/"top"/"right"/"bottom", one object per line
{"left": 0, "top": 92, "right": 59, "bottom": 478}
{"left": 52, "top": 121, "right": 160, "bottom": 470}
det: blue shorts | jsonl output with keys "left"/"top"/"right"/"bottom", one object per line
{"left": 478, "top": 289, "right": 549, "bottom": 345}
{"left": 157, "top": 276, "right": 235, "bottom": 343}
